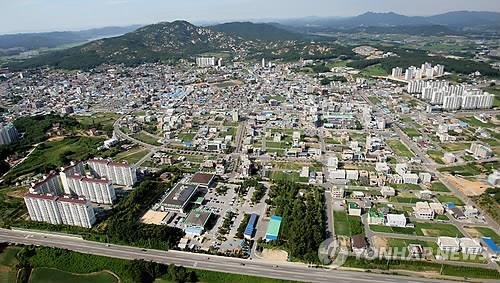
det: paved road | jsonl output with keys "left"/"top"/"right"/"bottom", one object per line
{"left": 0, "top": 228, "right": 458, "bottom": 283}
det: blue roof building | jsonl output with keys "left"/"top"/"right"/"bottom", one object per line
{"left": 481, "top": 237, "right": 500, "bottom": 256}
{"left": 244, "top": 213, "right": 259, "bottom": 239}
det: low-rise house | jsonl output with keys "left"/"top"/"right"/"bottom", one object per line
{"left": 380, "top": 186, "right": 395, "bottom": 197}
{"left": 385, "top": 214, "right": 406, "bottom": 227}
{"left": 429, "top": 202, "right": 445, "bottom": 215}
{"left": 460, "top": 238, "right": 483, "bottom": 255}
{"left": 438, "top": 237, "right": 460, "bottom": 252}
{"left": 348, "top": 202, "right": 362, "bottom": 216}
{"left": 414, "top": 202, "right": 435, "bottom": 220}
{"left": 367, "top": 210, "right": 384, "bottom": 225}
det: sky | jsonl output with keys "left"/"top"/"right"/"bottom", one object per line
{"left": 1, "top": 0, "right": 500, "bottom": 34}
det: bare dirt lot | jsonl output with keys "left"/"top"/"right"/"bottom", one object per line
{"left": 445, "top": 175, "right": 488, "bottom": 196}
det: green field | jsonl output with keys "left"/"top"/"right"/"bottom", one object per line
{"left": 30, "top": 267, "right": 118, "bottom": 283}
{"left": 430, "top": 182, "right": 450, "bottom": 192}
{"left": 5, "top": 137, "right": 103, "bottom": 182}
{"left": 473, "top": 227, "right": 500, "bottom": 243}
{"left": 439, "top": 142, "right": 471, "bottom": 152}
{"left": 389, "top": 196, "right": 424, "bottom": 204}
{"left": 438, "top": 164, "right": 482, "bottom": 176}
{"left": 333, "top": 211, "right": 364, "bottom": 237}
{"left": 114, "top": 148, "right": 148, "bottom": 164}
{"left": 387, "top": 237, "right": 438, "bottom": 250}
{"left": 361, "top": 64, "right": 388, "bottom": 77}
{"left": 414, "top": 222, "right": 463, "bottom": 237}
{"left": 436, "top": 195, "right": 465, "bottom": 206}
{"left": 369, "top": 225, "right": 416, "bottom": 235}
{"left": 157, "top": 269, "right": 300, "bottom": 283}
{"left": 132, "top": 131, "right": 161, "bottom": 146}
{"left": 402, "top": 127, "right": 421, "bottom": 138}
{"left": 427, "top": 150, "right": 444, "bottom": 164}
{"left": 387, "top": 140, "right": 415, "bottom": 158}
{"left": 76, "top": 112, "right": 120, "bottom": 130}
{"left": 0, "top": 246, "right": 20, "bottom": 283}
{"left": 367, "top": 96, "right": 381, "bottom": 105}
{"left": 460, "top": 116, "right": 497, "bottom": 129}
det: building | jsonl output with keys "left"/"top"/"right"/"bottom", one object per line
{"left": 244, "top": 213, "right": 259, "bottom": 239}
{"left": 196, "top": 57, "right": 215, "bottom": 67}
{"left": 464, "top": 205, "right": 479, "bottom": 218}
{"left": 0, "top": 123, "right": 19, "bottom": 145}
{"left": 487, "top": 171, "right": 500, "bottom": 187}
{"left": 414, "top": 202, "right": 435, "bottom": 220}
{"left": 158, "top": 183, "right": 198, "bottom": 213}
{"left": 24, "top": 193, "right": 95, "bottom": 228}
{"left": 419, "top": 172, "right": 432, "bottom": 184}
{"left": 60, "top": 161, "right": 85, "bottom": 194}
{"left": 380, "top": 186, "right": 396, "bottom": 197}
{"left": 189, "top": 172, "right": 215, "bottom": 188}
{"left": 469, "top": 142, "right": 493, "bottom": 159}
{"left": 348, "top": 202, "right": 362, "bottom": 216}
{"left": 331, "top": 186, "right": 344, "bottom": 198}
{"left": 385, "top": 214, "right": 406, "bottom": 227}
{"left": 367, "top": 210, "right": 384, "bottom": 225}
{"left": 88, "top": 158, "right": 137, "bottom": 186}
{"left": 66, "top": 175, "right": 116, "bottom": 205}
{"left": 459, "top": 238, "right": 483, "bottom": 255}
{"left": 449, "top": 207, "right": 466, "bottom": 220}
{"left": 480, "top": 237, "right": 500, "bottom": 257}
{"left": 429, "top": 202, "right": 445, "bottom": 215}
{"left": 183, "top": 209, "right": 212, "bottom": 236}
{"left": 438, "top": 237, "right": 460, "bottom": 252}
{"left": 30, "top": 173, "right": 63, "bottom": 195}
{"left": 265, "top": 215, "right": 282, "bottom": 241}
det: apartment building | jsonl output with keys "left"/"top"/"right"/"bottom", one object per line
{"left": 88, "top": 158, "right": 137, "bottom": 186}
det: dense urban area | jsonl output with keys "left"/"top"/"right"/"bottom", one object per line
{"left": 0, "top": 8, "right": 499, "bottom": 283}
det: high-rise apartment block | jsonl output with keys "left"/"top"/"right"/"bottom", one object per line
{"left": 87, "top": 158, "right": 137, "bottom": 186}
{"left": 0, "top": 123, "right": 19, "bottom": 145}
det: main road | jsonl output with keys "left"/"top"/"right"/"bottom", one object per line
{"left": 0, "top": 228, "right": 461, "bottom": 283}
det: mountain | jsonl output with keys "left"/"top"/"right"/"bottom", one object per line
{"left": 209, "top": 22, "right": 308, "bottom": 41}
{"left": 0, "top": 25, "right": 142, "bottom": 56}
{"left": 276, "top": 11, "right": 500, "bottom": 32}
{"left": 8, "top": 21, "right": 242, "bottom": 70}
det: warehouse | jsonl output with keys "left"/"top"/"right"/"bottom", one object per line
{"left": 244, "top": 213, "right": 259, "bottom": 240}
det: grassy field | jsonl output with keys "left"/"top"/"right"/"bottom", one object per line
{"left": 387, "top": 140, "right": 415, "bottom": 158}
{"left": 427, "top": 150, "right": 444, "bottom": 164}
{"left": 76, "top": 112, "right": 120, "bottom": 130}
{"left": 439, "top": 142, "right": 471, "bottom": 152}
{"left": 430, "top": 182, "right": 450, "bottom": 192}
{"left": 30, "top": 267, "right": 118, "bottom": 283}
{"left": 436, "top": 195, "right": 465, "bottom": 206}
{"left": 460, "top": 116, "right": 497, "bottom": 129}
{"left": 402, "top": 127, "right": 421, "bottom": 138}
{"left": 369, "top": 225, "right": 416, "bottom": 235}
{"left": 360, "top": 64, "right": 388, "bottom": 77}
{"left": 473, "top": 227, "right": 500, "bottom": 243}
{"left": 5, "top": 137, "right": 103, "bottom": 182}
{"left": 132, "top": 131, "right": 161, "bottom": 146}
{"left": 0, "top": 246, "right": 20, "bottom": 283}
{"left": 389, "top": 196, "right": 424, "bottom": 204}
{"left": 414, "top": 222, "right": 463, "bottom": 237}
{"left": 387, "top": 237, "right": 438, "bottom": 250}
{"left": 114, "top": 147, "right": 148, "bottom": 164}
{"left": 333, "top": 211, "right": 364, "bottom": 237}
{"left": 438, "top": 164, "right": 482, "bottom": 176}
{"left": 367, "top": 96, "right": 381, "bottom": 105}
{"left": 156, "top": 270, "right": 300, "bottom": 283}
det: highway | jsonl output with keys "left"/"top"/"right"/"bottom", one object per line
{"left": 0, "top": 228, "right": 459, "bottom": 283}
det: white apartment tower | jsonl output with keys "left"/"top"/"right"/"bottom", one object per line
{"left": 87, "top": 158, "right": 137, "bottom": 186}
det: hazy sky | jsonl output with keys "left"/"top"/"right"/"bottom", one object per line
{"left": 1, "top": 0, "right": 500, "bottom": 34}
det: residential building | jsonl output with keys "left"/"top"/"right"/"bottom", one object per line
{"left": 88, "top": 158, "right": 137, "bottom": 186}
{"left": 0, "top": 123, "right": 19, "bottom": 145}
{"left": 66, "top": 175, "right": 116, "bottom": 204}
{"left": 367, "top": 210, "right": 384, "bottom": 225}
{"left": 438, "top": 237, "right": 460, "bottom": 252}
{"left": 469, "top": 142, "right": 493, "bottom": 159}
{"left": 414, "top": 202, "right": 435, "bottom": 220}
{"left": 459, "top": 238, "right": 483, "bottom": 255}
{"left": 348, "top": 202, "right": 362, "bottom": 216}
{"left": 385, "top": 214, "right": 406, "bottom": 227}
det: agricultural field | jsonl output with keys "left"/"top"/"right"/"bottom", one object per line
{"left": 333, "top": 211, "right": 364, "bottom": 237}
{"left": 131, "top": 131, "right": 161, "bottom": 146}
{"left": 439, "top": 142, "right": 471, "bottom": 152}
{"left": 438, "top": 164, "right": 482, "bottom": 176}
{"left": 427, "top": 150, "right": 444, "bottom": 164}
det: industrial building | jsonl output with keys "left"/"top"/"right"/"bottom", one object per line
{"left": 244, "top": 213, "right": 259, "bottom": 239}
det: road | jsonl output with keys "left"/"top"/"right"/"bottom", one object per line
{"left": 0, "top": 228, "right": 461, "bottom": 283}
